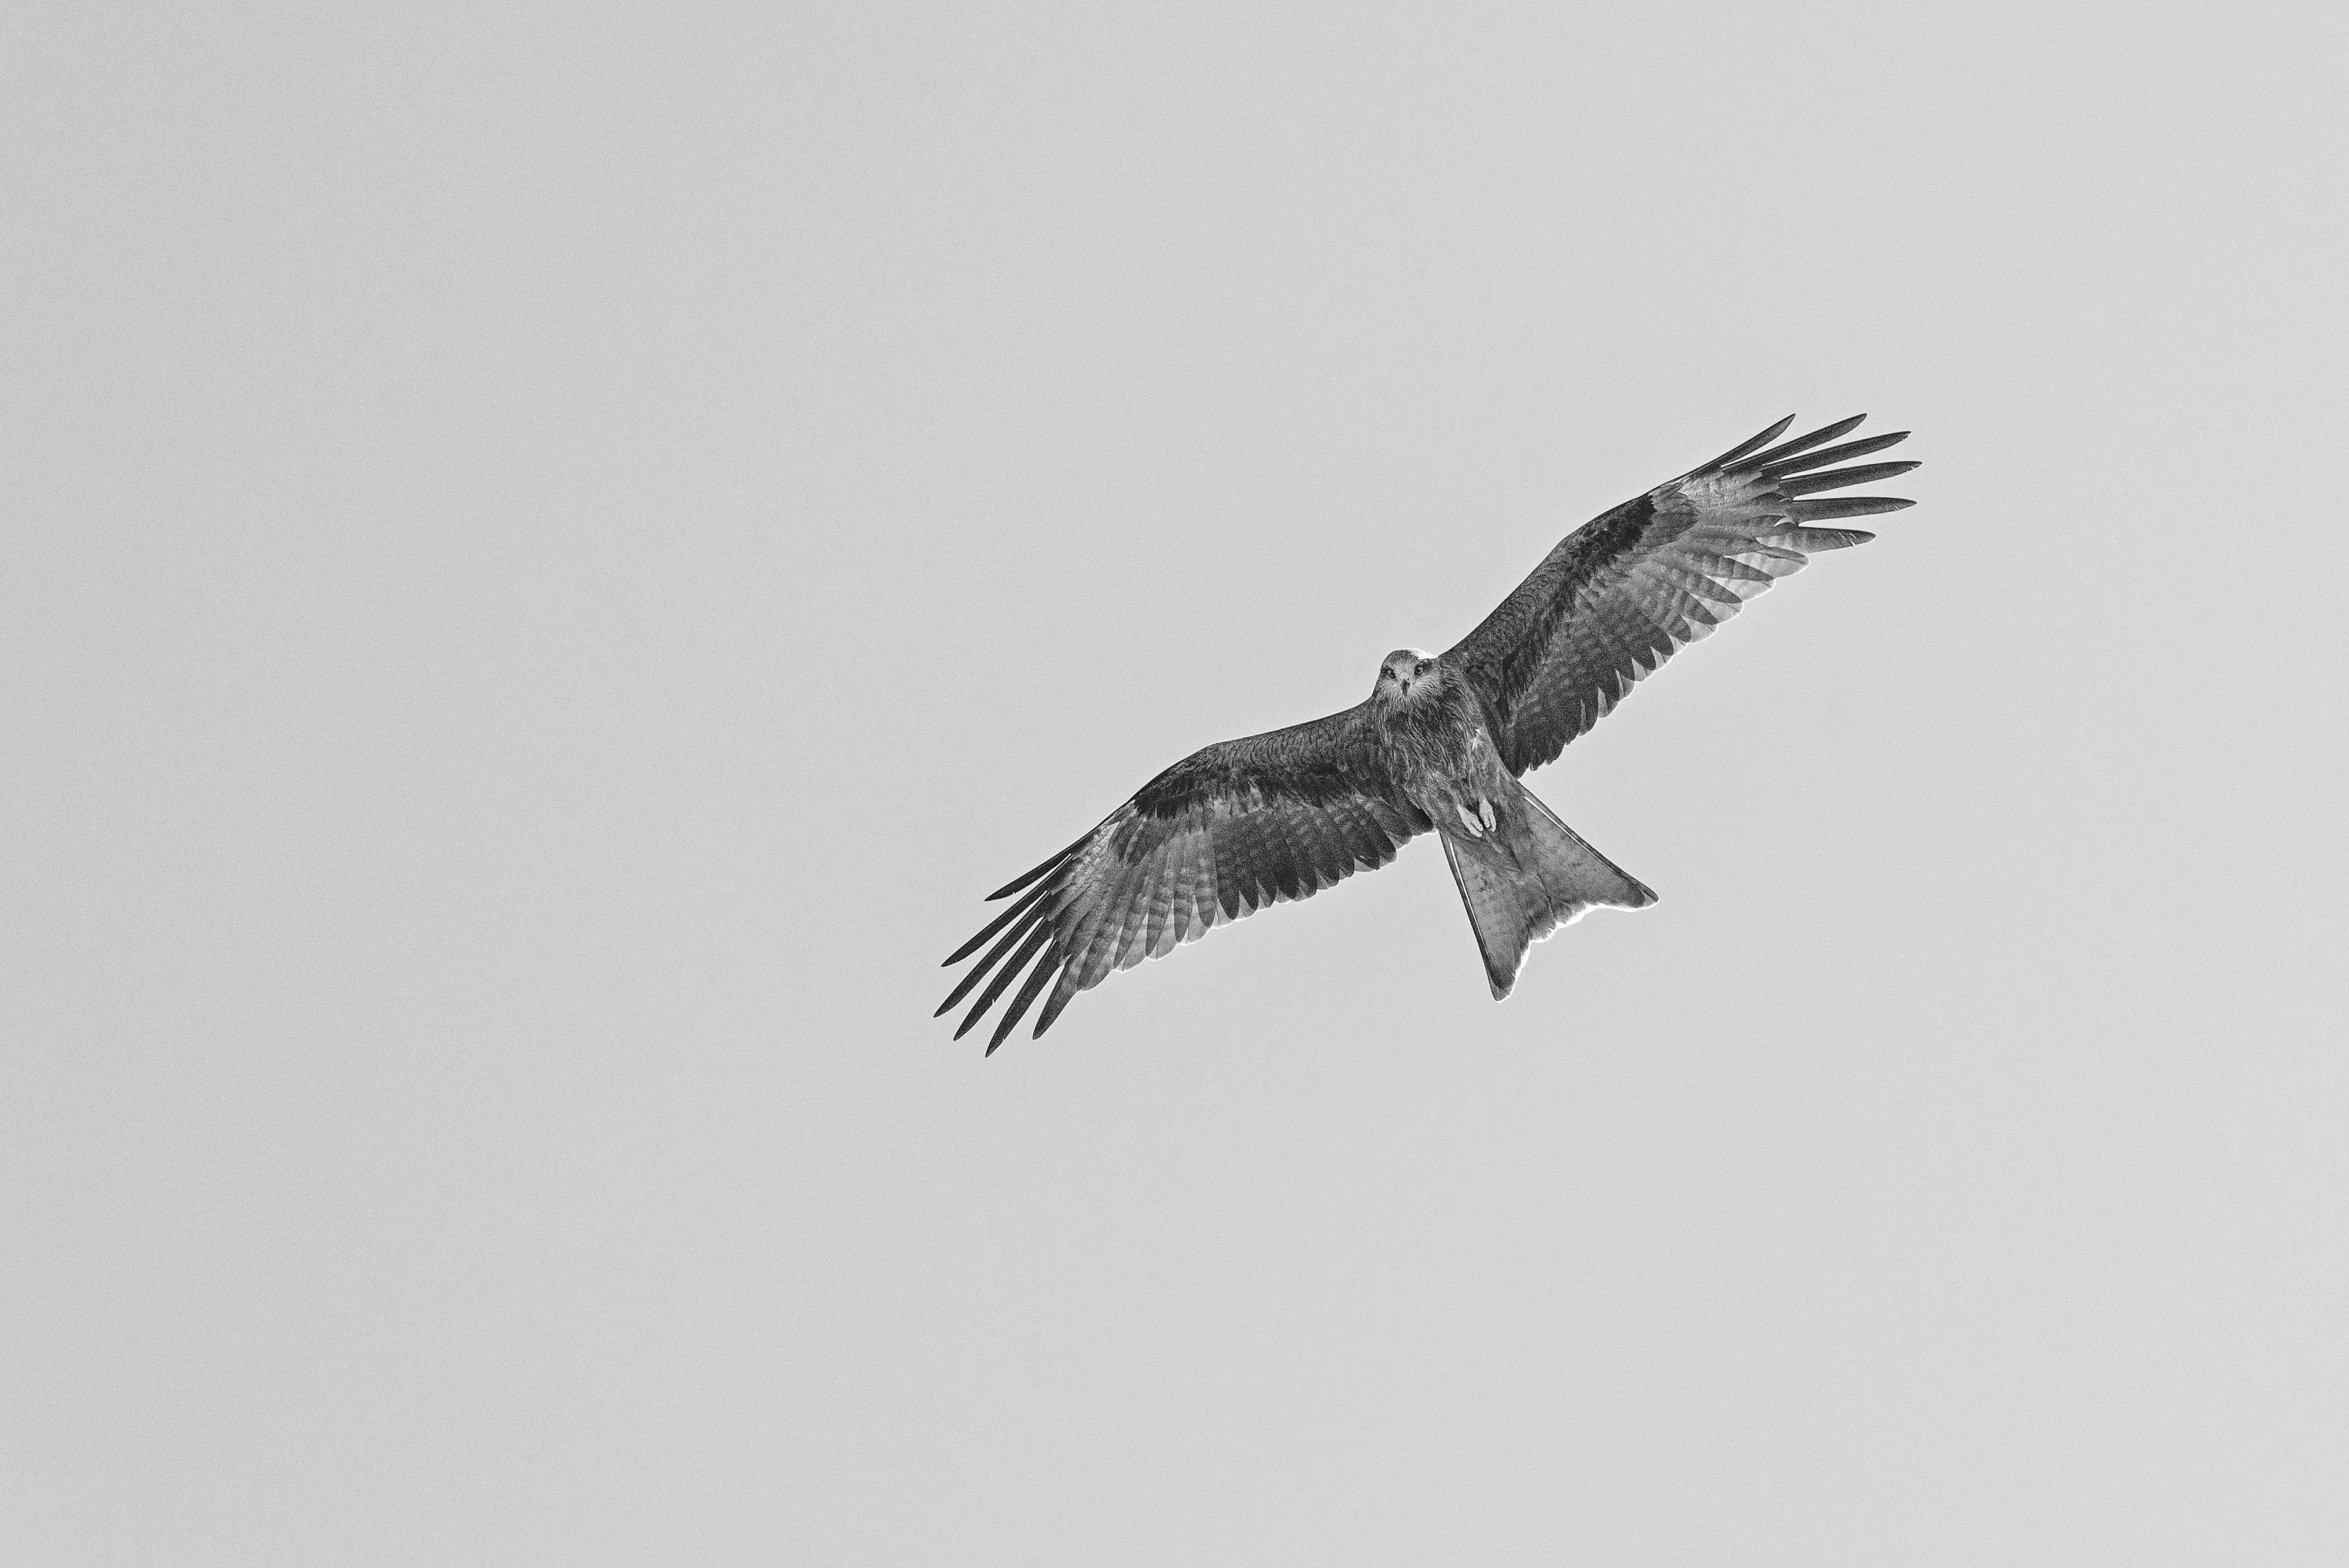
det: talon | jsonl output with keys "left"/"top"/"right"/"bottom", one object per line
{"left": 1479, "top": 798, "right": 1497, "bottom": 832}
{"left": 1455, "top": 802, "right": 1482, "bottom": 835}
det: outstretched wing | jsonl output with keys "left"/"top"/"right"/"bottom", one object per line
{"left": 939, "top": 707, "right": 1431, "bottom": 1053}
{"left": 1445, "top": 415, "right": 1919, "bottom": 776}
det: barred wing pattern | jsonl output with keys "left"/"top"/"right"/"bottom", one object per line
{"left": 938, "top": 710, "right": 1431, "bottom": 1053}
{"left": 1446, "top": 415, "right": 1918, "bottom": 776}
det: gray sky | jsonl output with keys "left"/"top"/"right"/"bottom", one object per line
{"left": 7, "top": 2, "right": 2346, "bottom": 1563}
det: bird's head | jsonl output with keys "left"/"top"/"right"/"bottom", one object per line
{"left": 1374, "top": 648, "right": 1439, "bottom": 703}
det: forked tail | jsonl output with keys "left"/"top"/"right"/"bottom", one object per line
{"left": 1440, "top": 782, "right": 1657, "bottom": 999}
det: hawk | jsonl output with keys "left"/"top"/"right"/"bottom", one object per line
{"left": 941, "top": 415, "right": 1917, "bottom": 1051}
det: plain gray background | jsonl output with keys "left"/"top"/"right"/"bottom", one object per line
{"left": 7, "top": 2, "right": 2345, "bottom": 1562}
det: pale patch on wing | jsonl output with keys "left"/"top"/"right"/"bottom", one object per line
{"left": 1043, "top": 786, "right": 1417, "bottom": 1021}
{"left": 1521, "top": 469, "right": 1878, "bottom": 761}
{"left": 1446, "top": 416, "right": 1915, "bottom": 777}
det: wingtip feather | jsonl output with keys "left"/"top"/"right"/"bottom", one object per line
{"left": 1737, "top": 414, "right": 1867, "bottom": 471}
{"left": 1787, "top": 495, "right": 1915, "bottom": 521}
{"left": 1032, "top": 976, "right": 1078, "bottom": 1039}
{"left": 1760, "top": 430, "right": 1910, "bottom": 477}
{"left": 984, "top": 833, "right": 1089, "bottom": 901}
{"left": 937, "top": 903, "right": 1050, "bottom": 1014}
{"left": 942, "top": 881, "right": 1050, "bottom": 966}
{"left": 1703, "top": 415, "right": 1797, "bottom": 470}
{"left": 1776, "top": 459, "right": 1920, "bottom": 497}
{"left": 953, "top": 924, "right": 1053, "bottom": 1040}
{"left": 987, "top": 952, "right": 1061, "bottom": 1053}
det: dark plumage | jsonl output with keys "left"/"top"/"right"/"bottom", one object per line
{"left": 942, "top": 415, "right": 1918, "bottom": 1051}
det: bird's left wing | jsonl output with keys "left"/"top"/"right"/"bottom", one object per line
{"left": 1445, "top": 415, "right": 1918, "bottom": 776}
{"left": 940, "top": 706, "right": 1431, "bottom": 1053}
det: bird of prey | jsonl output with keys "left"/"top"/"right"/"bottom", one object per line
{"left": 940, "top": 414, "right": 1916, "bottom": 1052}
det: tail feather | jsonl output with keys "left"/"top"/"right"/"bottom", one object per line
{"left": 1442, "top": 782, "right": 1656, "bottom": 999}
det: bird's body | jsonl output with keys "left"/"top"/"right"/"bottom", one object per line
{"left": 1371, "top": 648, "right": 1510, "bottom": 839}
{"left": 941, "top": 415, "right": 1919, "bottom": 1050}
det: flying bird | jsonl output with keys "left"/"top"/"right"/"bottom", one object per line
{"left": 941, "top": 414, "right": 1917, "bottom": 1051}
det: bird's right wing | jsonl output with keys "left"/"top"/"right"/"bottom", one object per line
{"left": 939, "top": 706, "right": 1431, "bottom": 1052}
{"left": 1445, "top": 415, "right": 1918, "bottom": 776}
